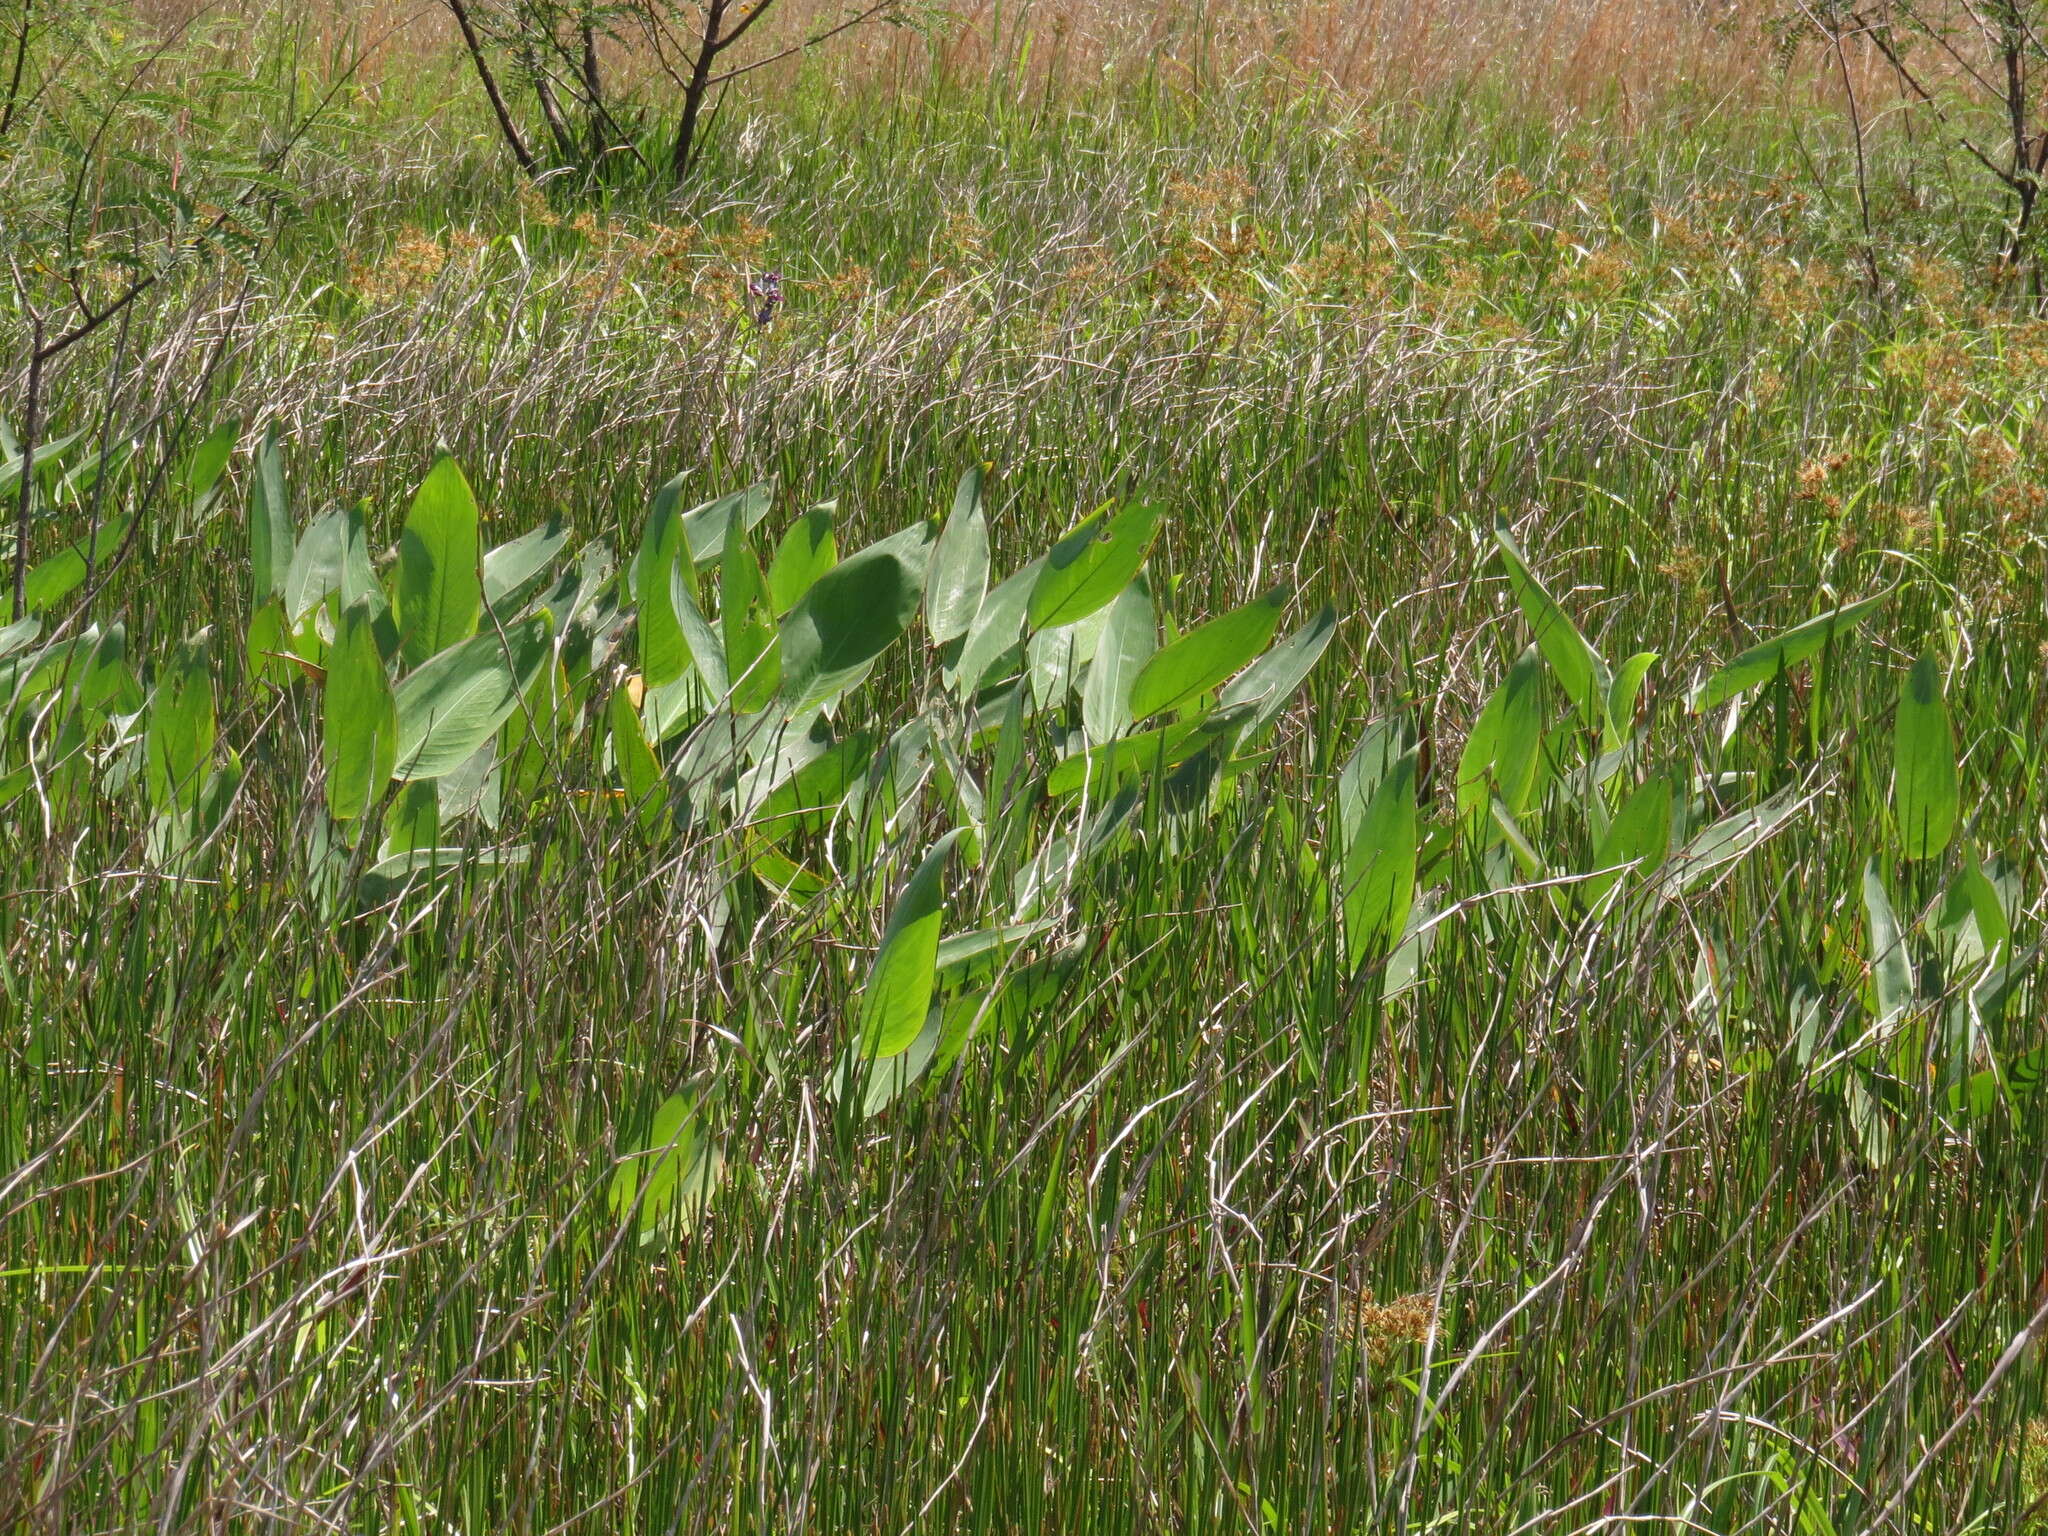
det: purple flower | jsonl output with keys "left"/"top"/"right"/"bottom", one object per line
{"left": 748, "top": 270, "right": 783, "bottom": 327}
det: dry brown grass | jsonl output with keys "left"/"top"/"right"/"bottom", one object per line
{"left": 137, "top": 0, "right": 1789, "bottom": 121}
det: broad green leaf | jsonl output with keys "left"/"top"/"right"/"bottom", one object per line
{"left": 13, "top": 518, "right": 129, "bottom": 619}
{"left": 729, "top": 712, "right": 838, "bottom": 818}
{"left": 337, "top": 503, "right": 386, "bottom": 616}
{"left": 283, "top": 508, "right": 349, "bottom": 625}
{"left": 845, "top": 1007, "right": 945, "bottom": 1119}
{"left": 392, "top": 617, "right": 551, "bottom": 780}
{"left": 437, "top": 743, "right": 507, "bottom": 835}
{"left": 1489, "top": 799, "right": 1547, "bottom": 881}
{"left": 249, "top": 424, "right": 293, "bottom": 605}
{"left": 634, "top": 475, "right": 692, "bottom": 589}
{"left": 858, "top": 830, "right": 963, "bottom": 1058}
{"left": 1845, "top": 1069, "right": 1894, "bottom": 1166}
{"left": 674, "top": 565, "right": 727, "bottom": 699}
{"left": 607, "top": 685, "right": 666, "bottom": 832}
{"left": 682, "top": 483, "right": 774, "bottom": 567}
{"left": 1581, "top": 771, "right": 1673, "bottom": 907}
{"left": 1495, "top": 523, "right": 1610, "bottom": 732}
{"left": 934, "top": 920, "right": 1057, "bottom": 988}
{"left": 1965, "top": 942, "right": 2036, "bottom": 1031}
{"left": 1605, "top": 651, "right": 1658, "bottom": 747}
{"left": 1383, "top": 890, "right": 1440, "bottom": 1001}
{"left": 1456, "top": 646, "right": 1544, "bottom": 827}
{"left": 0, "top": 616, "right": 39, "bottom": 660}
{"left": 499, "top": 654, "right": 571, "bottom": 795}
{"left": 779, "top": 522, "right": 935, "bottom": 712}
{"left": 1688, "top": 590, "right": 1891, "bottom": 712}
{"left": 396, "top": 456, "right": 484, "bottom": 668}
{"left": 721, "top": 523, "right": 780, "bottom": 714}
{"left": 440, "top": 741, "right": 502, "bottom": 828}
{"left": 635, "top": 487, "right": 693, "bottom": 690}
{"left": 362, "top": 842, "right": 529, "bottom": 885}
{"left": 1045, "top": 716, "right": 1215, "bottom": 798}
{"left": 925, "top": 467, "right": 989, "bottom": 645}
{"left": 767, "top": 504, "right": 837, "bottom": 616}
{"left": 1949, "top": 1044, "right": 2048, "bottom": 1120}
{"left": 545, "top": 537, "right": 615, "bottom": 637}
{"left": 179, "top": 418, "right": 239, "bottom": 505}
{"left": 1082, "top": 578, "right": 1156, "bottom": 741}
{"left": 145, "top": 631, "right": 215, "bottom": 818}
{"left": 608, "top": 1092, "right": 721, "bottom": 1243}
{"left": 1893, "top": 648, "right": 1958, "bottom": 861}
{"left": 1216, "top": 603, "right": 1339, "bottom": 742}
{"left": 1342, "top": 746, "right": 1418, "bottom": 968}
{"left": 243, "top": 599, "right": 299, "bottom": 688}
{"left": 1, "top": 633, "right": 94, "bottom": 715}
{"left": 1027, "top": 500, "right": 1161, "bottom": 631}
{"left": 752, "top": 847, "right": 828, "bottom": 905}
{"left": 0, "top": 430, "right": 85, "bottom": 497}
{"left": 633, "top": 473, "right": 687, "bottom": 603}
{"left": 324, "top": 601, "right": 398, "bottom": 821}
{"left": 1961, "top": 854, "right": 2012, "bottom": 955}
{"left": 983, "top": 678, "right": 1028, "bottom": 806}
{"left": 949, "top": 557, "right": 1042, "bottom": 697}
{"left": 69, "top": 623, "right": 136, "bottom": 720}
{"left": 53, "top": 441, "right": 133, "bottom": 506}
{"left": 751, "top": 730, "right": 872, "bottom": 838}
{"left": 1128, "top": 586, "right": 1286, "bottom": 721}
{"left": 1863, "top": 859, "right": 1912, "bottom": 1026}
{"left": 1654, "top": 785, "right": 1803, "bottom": 899}
{"left": 1027, "top": 608, "right": 1107, "bottom": 712}
{"left": 638, "top": 507, "right": 688, "bottom": 696}
{"left": 1932, "top": 868, "right": 1989, "bottom": 969}
{"left": 1338, "top": 715, "right": 1410, "bottom": 832}
{"left": 383, "top": 779, "right": 440, "bottom": 855}
{"left": 482, "top": 522, "right": 568, "bottom": 610}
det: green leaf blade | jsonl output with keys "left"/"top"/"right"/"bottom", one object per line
{"left": 1689, "top": 590, "right": 1892, "bottom": 712}
{"left": 324, "top": 601, "right": 398, "bottom": 821}
{"left": 1341, "top": 746, "right": 1419, "bottom": 968}
{"left": 858, "top": 831, "right": 964, "bottom": 1059}
{"left": 925, "top": 468, "right": 990, "bottom": 645}
{"left": 392, "top": 618, "right": 551, "bottom": 781}
{"left": 249, "top": 424, "right": 294, "bottom": 606}
{"left": 1893, "top": 649, "right": 1959, "bottom": 861}
{"left": 1081, "top": 577, "right": 1157, "bottom": 742}
{"left": 396, "top": 454, "right": 485, "bottom": 669}
{"left": 1495, "top": 523, "right": 1609, "bottom": 731}
{"left": 1127, "top": 586, "right": 1286, "bottom": 722}
{"left": 1027, "top": 500, "right": 1162, "bottom": 632}
{"left": 779, "top": 523, "right": 935, "bottom": 712}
